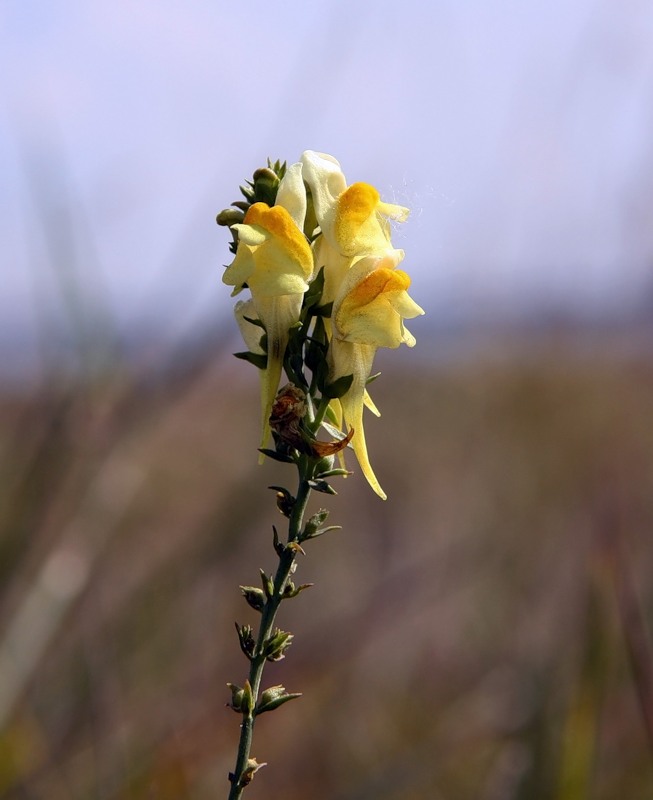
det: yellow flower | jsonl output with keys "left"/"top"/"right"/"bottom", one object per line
{"left": 301, "top": 150, "right": 409, "bottom": 305}
{"left": 223, "top": 163, "right": 313, "bottom": 447}
{"left": 330, "top": 252, "right": 425, "bottom": 499}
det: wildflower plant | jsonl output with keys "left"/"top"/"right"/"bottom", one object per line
{"left": 216, "top": 151, "right": 424, "bottom": 797}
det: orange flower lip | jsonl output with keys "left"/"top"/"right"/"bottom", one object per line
{"left": 345, "top": 267, "right": 411, "bottom": 309}
{"left": 335, "top": 183, "right": 380, "bottom": 232}
{"left": 244, "top": 203, "right": 313, "bottom": 272}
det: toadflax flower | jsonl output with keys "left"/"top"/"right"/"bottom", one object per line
{"left": 223, "top": 163, "right": 313, "bottom": 447}
{"left": 300, "top": 150, "right": 410, "bottom": 305}
{"left": 329, "top": 251, "right": 425, "bottom": 499}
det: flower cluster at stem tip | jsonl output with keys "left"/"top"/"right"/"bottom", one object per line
{"left": 216, "top": 151, "right": 424, "bottom": 500}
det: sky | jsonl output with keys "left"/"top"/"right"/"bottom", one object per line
{"left": 2, "top": 0, "right": 653, "bottom": 376}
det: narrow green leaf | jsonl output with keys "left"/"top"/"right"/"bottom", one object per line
{"left": 234, "top": 351, "right": 267, "bottom": 370}
{"left": 307, "top": 478, "right": 337, "bottom": 495}
{"left": 258, "top": 448, "right": 294, "bottom": 464}
{"left": 322, "top": 373, "right": 353, "bottom": 400}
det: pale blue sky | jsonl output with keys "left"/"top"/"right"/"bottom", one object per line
{"left": 2, "top": 0, "right": 653, "bottom": 374}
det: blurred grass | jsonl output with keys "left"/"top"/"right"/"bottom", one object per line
{"left": 1, "top": 334, "right": 653, "bottom": 799}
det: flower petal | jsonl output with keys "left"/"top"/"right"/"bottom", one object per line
{"left": 334, "top": 182, "right": 390, "bottom": 256}
{"left": 234, "top": 299, "right": 265, "bottom": 354}
{"left": 223, "top": 204, "right": 313, "bottom": 297}
{"left": 332, "top": 253, "right": 423, "bottom": 349}
{"left": 255, "top": 293, "right": 303, "bottom": 449}
{"left": 300, "top": 151, "right": 347, "bottom": 224}
{"left": 329, "top": 339, "right": 386, "bottom": 500}
{"left": 275, "top": 161, "right": 307, "bottom": 231}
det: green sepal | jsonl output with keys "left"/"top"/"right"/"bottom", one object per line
{"left": 256, "top": 685, "right": 302, "bottom": 715}
{"left": 366, "top": 371, "right": 381, "bottom": 384}
{"left": 234, "top": 351, "right": 267, "bottom": 370}
{"left": 239, "top": 183, "right": 255, "bottom": 202}
{"left": 240, "top": 585, "right": 266, "bottom": 612}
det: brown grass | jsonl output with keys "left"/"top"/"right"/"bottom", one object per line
{"left": 1, "top": 333, "right": 652, "bottom": 799}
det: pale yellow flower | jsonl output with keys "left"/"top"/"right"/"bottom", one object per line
{"left": 301, "top": 150, "right": 409, "bottom": 305}
{"left": 330, "top": 252, "right": 425, "bottom": 499}
{"left": 224, "top": 163, "right": 313, "bottom": 447}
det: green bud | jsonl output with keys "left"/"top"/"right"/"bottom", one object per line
{"left": 240, "top": 585, "right": 266, "bottom": 612}
{"left": 226, "top": 682, "right": 245, "bottom": 712}
{"left": 216, "top": 208, "right": 245, "bottom": 227}
{"left": 302, "top": 509, "right": 329, "bottom": 539}
{"left": 253, "top": 167, "right": 280, "bottom": 205}
{"left": 253, "top": 166, "right": 279, "bottom": 186}
{"left": 264, "top": 628, "right": 294, "bottom": 662}
{"left": 235, "top": 622, "right": 256, "bottom": 660}
{"left": 232, "top": 757, "right": 266, "bottom": 788}
{"left": 256, "top": 685, "right": 302, "bottom": 715}
{"left": 283, "top": 581, "right": 313, "bottom": 599}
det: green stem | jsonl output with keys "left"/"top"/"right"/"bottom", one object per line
{"left": 227, "top": 462, "right": 314, "bottom": 799}
{"left": 310, "top": 396, "right": 331, "bottom": 434}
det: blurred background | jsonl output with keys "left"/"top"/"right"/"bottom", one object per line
{"left": 1, "top": 1, "right": 653, "bottom": 797}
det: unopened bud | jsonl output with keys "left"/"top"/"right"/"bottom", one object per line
{"left": 252, "top": 167, "right": 280, "bottom": 206}
{"left": 240, "top": 585, "right": 266, "bottom": 612}
{"left": 226, "top": 682, "right": 245, "bottom": 712}
{"left": 264, "top": 628, "right": 294, "bottom": 662}
{"left": 216, "top": 208, "right": 245, "bottom": 227}
{"left": 257, "top": 684, "right": 302, "bottom": 715}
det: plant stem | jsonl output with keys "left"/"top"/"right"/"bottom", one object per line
{"left": 227, "top": 462, "right": 314, "bottom": 799}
